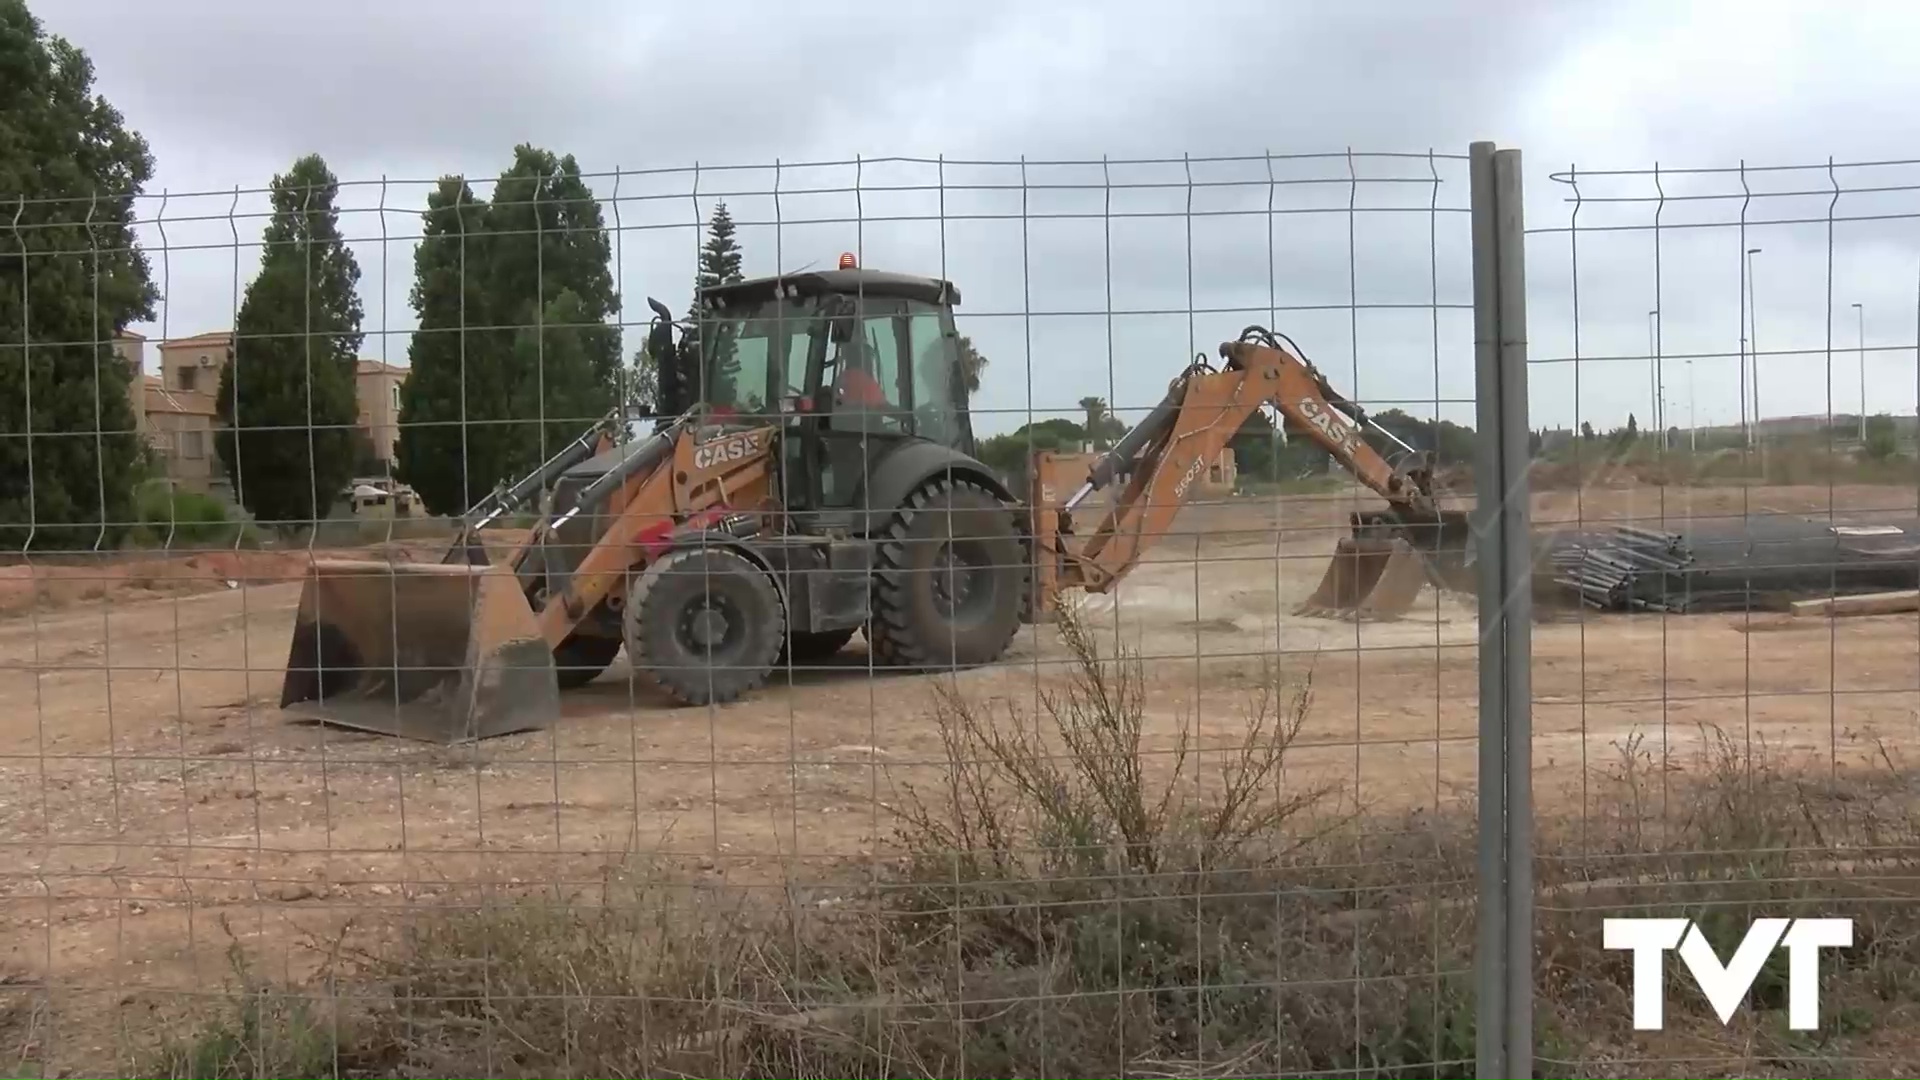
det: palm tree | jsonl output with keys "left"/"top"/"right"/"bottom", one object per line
{"left": 1079, "top": 396, "right": 1109, "bottom": 451}
{"left": 956, "top": 334, "right": 988, "bottom": 395}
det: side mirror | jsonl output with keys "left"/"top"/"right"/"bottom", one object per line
{"left": 821, "top": 293, "right": 856, "bottom": 330}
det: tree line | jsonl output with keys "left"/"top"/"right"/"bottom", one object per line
{"left": 0, "top": 0, "right": 763, "bottom": 539}
{"left": 4, "top": 0, "right": 999, "bottom": 543}
{"left": 3, "top": 0, "right": 1475, "bottom": 548}
{"left": 975, "top": 397, "right": 1478, "bottom": 491}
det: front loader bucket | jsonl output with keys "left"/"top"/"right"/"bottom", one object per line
{"left": 278, "top": 559, "right": 560, "bottom": 742}
{"left": 1295, "top": 537, "right": 1432, "bottom": 621}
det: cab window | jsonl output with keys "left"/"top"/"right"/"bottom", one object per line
{"left": 705, "top": 332, "right": 771, "bottom": 417}
{"left": 824, "top": 300, "right": 909, "bottom": 432}
{"left": 904, "top": 303, "right": 959, "bottom": 444}
{"left": 699, "top": 296, "right": 820, "bottom": 418}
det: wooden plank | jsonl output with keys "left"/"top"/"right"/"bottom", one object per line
{"left": 1790, "top": 589, "right": 1920, "bottom": 617}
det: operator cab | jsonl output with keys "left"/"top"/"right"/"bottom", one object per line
{"left": 691, "top": 256, "right": 975, "bottom": 515}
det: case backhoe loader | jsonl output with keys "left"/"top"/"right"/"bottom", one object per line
{"left": 280, "top": 260, "right": 1032, "bottom": 741}
{"left": 278, "top": 263, "right": 1469, "bottom": 743}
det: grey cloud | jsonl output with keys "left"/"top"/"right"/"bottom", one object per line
{"left": 29, "top": 0, "right": 1920, "bottom": 438}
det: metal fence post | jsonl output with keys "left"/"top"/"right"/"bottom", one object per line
{"left": 1470, "top": 139, "right": 1535, "bottom": 1079}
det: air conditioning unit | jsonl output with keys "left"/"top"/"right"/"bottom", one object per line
{"left": 198, "top": 354, "right": 215, "bottom": 367}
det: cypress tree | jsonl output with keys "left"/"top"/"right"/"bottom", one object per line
{"left": 214, "top": 153, "right": 362, "bottom": 528}
{"left": 0, "top": 0, "right": 158, "bottom": 549}
{"left": 394, "top": 146, "right": 620, "bottom": 516}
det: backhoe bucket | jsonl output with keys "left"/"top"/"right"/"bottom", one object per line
{"left": 278, "top": 559, "right": 560, "bottom": 742}
{"left": 1295, "top": 537, "right": 1432, "bottom": 620}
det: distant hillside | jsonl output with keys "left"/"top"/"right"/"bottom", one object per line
{"left": 1695, "top": 413, "right": 1918, "bottom": 439}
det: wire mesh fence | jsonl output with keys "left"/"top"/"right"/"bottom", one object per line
{"left": 4, "top": 138, "right": 1918, "bottom": 1079}
{"left": 1520, "top": 155, "right": 1920, "bottom": 1077}
{"left": 3, "top": 147, "right": 1487, "bottom": 1079}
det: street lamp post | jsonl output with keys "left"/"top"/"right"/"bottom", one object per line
{"left": 1746, "top": 247, "right": 1764, "bottom": 470}
{"left": 1648, "top": 309, "right": 1661, "bottom": 448}
{"left": 1854, "top": 302, "right": 1866, "bottom": 443}
{"left": 1739, "top": 250, "right": 1753, "bottom": 447}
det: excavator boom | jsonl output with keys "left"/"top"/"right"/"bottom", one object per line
{"left": 1031, "top": 327, "right": 1471, "bottom": 619}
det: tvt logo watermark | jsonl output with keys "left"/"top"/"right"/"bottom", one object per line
{"left": 1603, "top": 917, "right": 1853, "bottom": 1031}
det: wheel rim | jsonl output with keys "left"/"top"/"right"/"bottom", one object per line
{"left": 678, "top": 593, "right": 745, "bottom": 659}
{"left": 930, "top": 539, "right": 993, "bottom": 625}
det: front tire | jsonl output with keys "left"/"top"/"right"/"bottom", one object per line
{"left": 868, "top": 478, "right": 1025, "bottom": 670}
{"left": 625, "top": 546, "right": 786, "bottom": 706}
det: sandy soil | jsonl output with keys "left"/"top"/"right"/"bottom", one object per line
{"left": 3, "top": 481, "right": 1918, "bottom": 1069}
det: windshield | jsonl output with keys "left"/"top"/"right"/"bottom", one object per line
{"left": 691, "top": 290, "right": 971, "bottom": 450}
{"left": 696, "top": 295, "right": 823, "bottom": 418}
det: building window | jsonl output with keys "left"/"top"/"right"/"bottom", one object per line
{"left": 176, "top": 366, "right": 197, "bottom": 392}
{"left": 177, "top": 429, "right": 205, "bottom": 459}
{"left": 391, "top": 382, "right": 401, "bottom": 410}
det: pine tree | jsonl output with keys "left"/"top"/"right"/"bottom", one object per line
{"left": 214, "top": 153, "right": 363, "bottom": 528}
{"left": 393, "top": 146, "right": 621, "bottom": 516}
{"left": 0, "top": 0, "right": 158, "bottom": 550}
{"left": 683, "top": 201, "right": 744, "bottom": 405}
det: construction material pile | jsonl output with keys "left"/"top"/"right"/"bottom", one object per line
{"left": 1548, "top": 525, "right": 1694, "bottom": 611}
{"left": 1544, "top": 515, "right": 1920, "bottom": 614}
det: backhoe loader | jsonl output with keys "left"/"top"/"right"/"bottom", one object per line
{"left": 281, "top": 261, "right": 1033, "bottom": 741}
{"left": 278, "top": 260, "right": 1471, "bottom": 743}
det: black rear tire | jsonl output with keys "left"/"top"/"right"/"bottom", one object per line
{"left": 868, "top": 478, "right": 1025, "bottom": 671}
{"left": 777, "top": 627, "right": 857, "bottom": 667}
{"left": 625, "top": 546, "right": 785, "bottom": 706}
{"left": 553, "top": 632, "right": 622, "bottom": 690}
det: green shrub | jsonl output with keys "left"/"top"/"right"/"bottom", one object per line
{"left": 127, "top": 484, "right": 256, "bottom": 548}
{"left": 147, "top": 942, "right": 362, "bottom": 1080}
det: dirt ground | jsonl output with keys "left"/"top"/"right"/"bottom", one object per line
{"left": 4, "top": 480, "right": 1920, "bottom": 1069}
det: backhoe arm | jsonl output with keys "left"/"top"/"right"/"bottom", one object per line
{"left": 1033, "top": 329, "right": 1431, "bottom": 598}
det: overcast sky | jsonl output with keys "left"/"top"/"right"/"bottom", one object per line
{"left": 33, "top": 0, "right": 1920, "bottom": 437}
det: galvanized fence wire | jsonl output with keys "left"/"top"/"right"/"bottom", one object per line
{"left": 1522, "top": 155, "right": 1920, "bottom": 1076}
{"left": 1, "top": 150, "right": 1485, "bottom": 1077}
